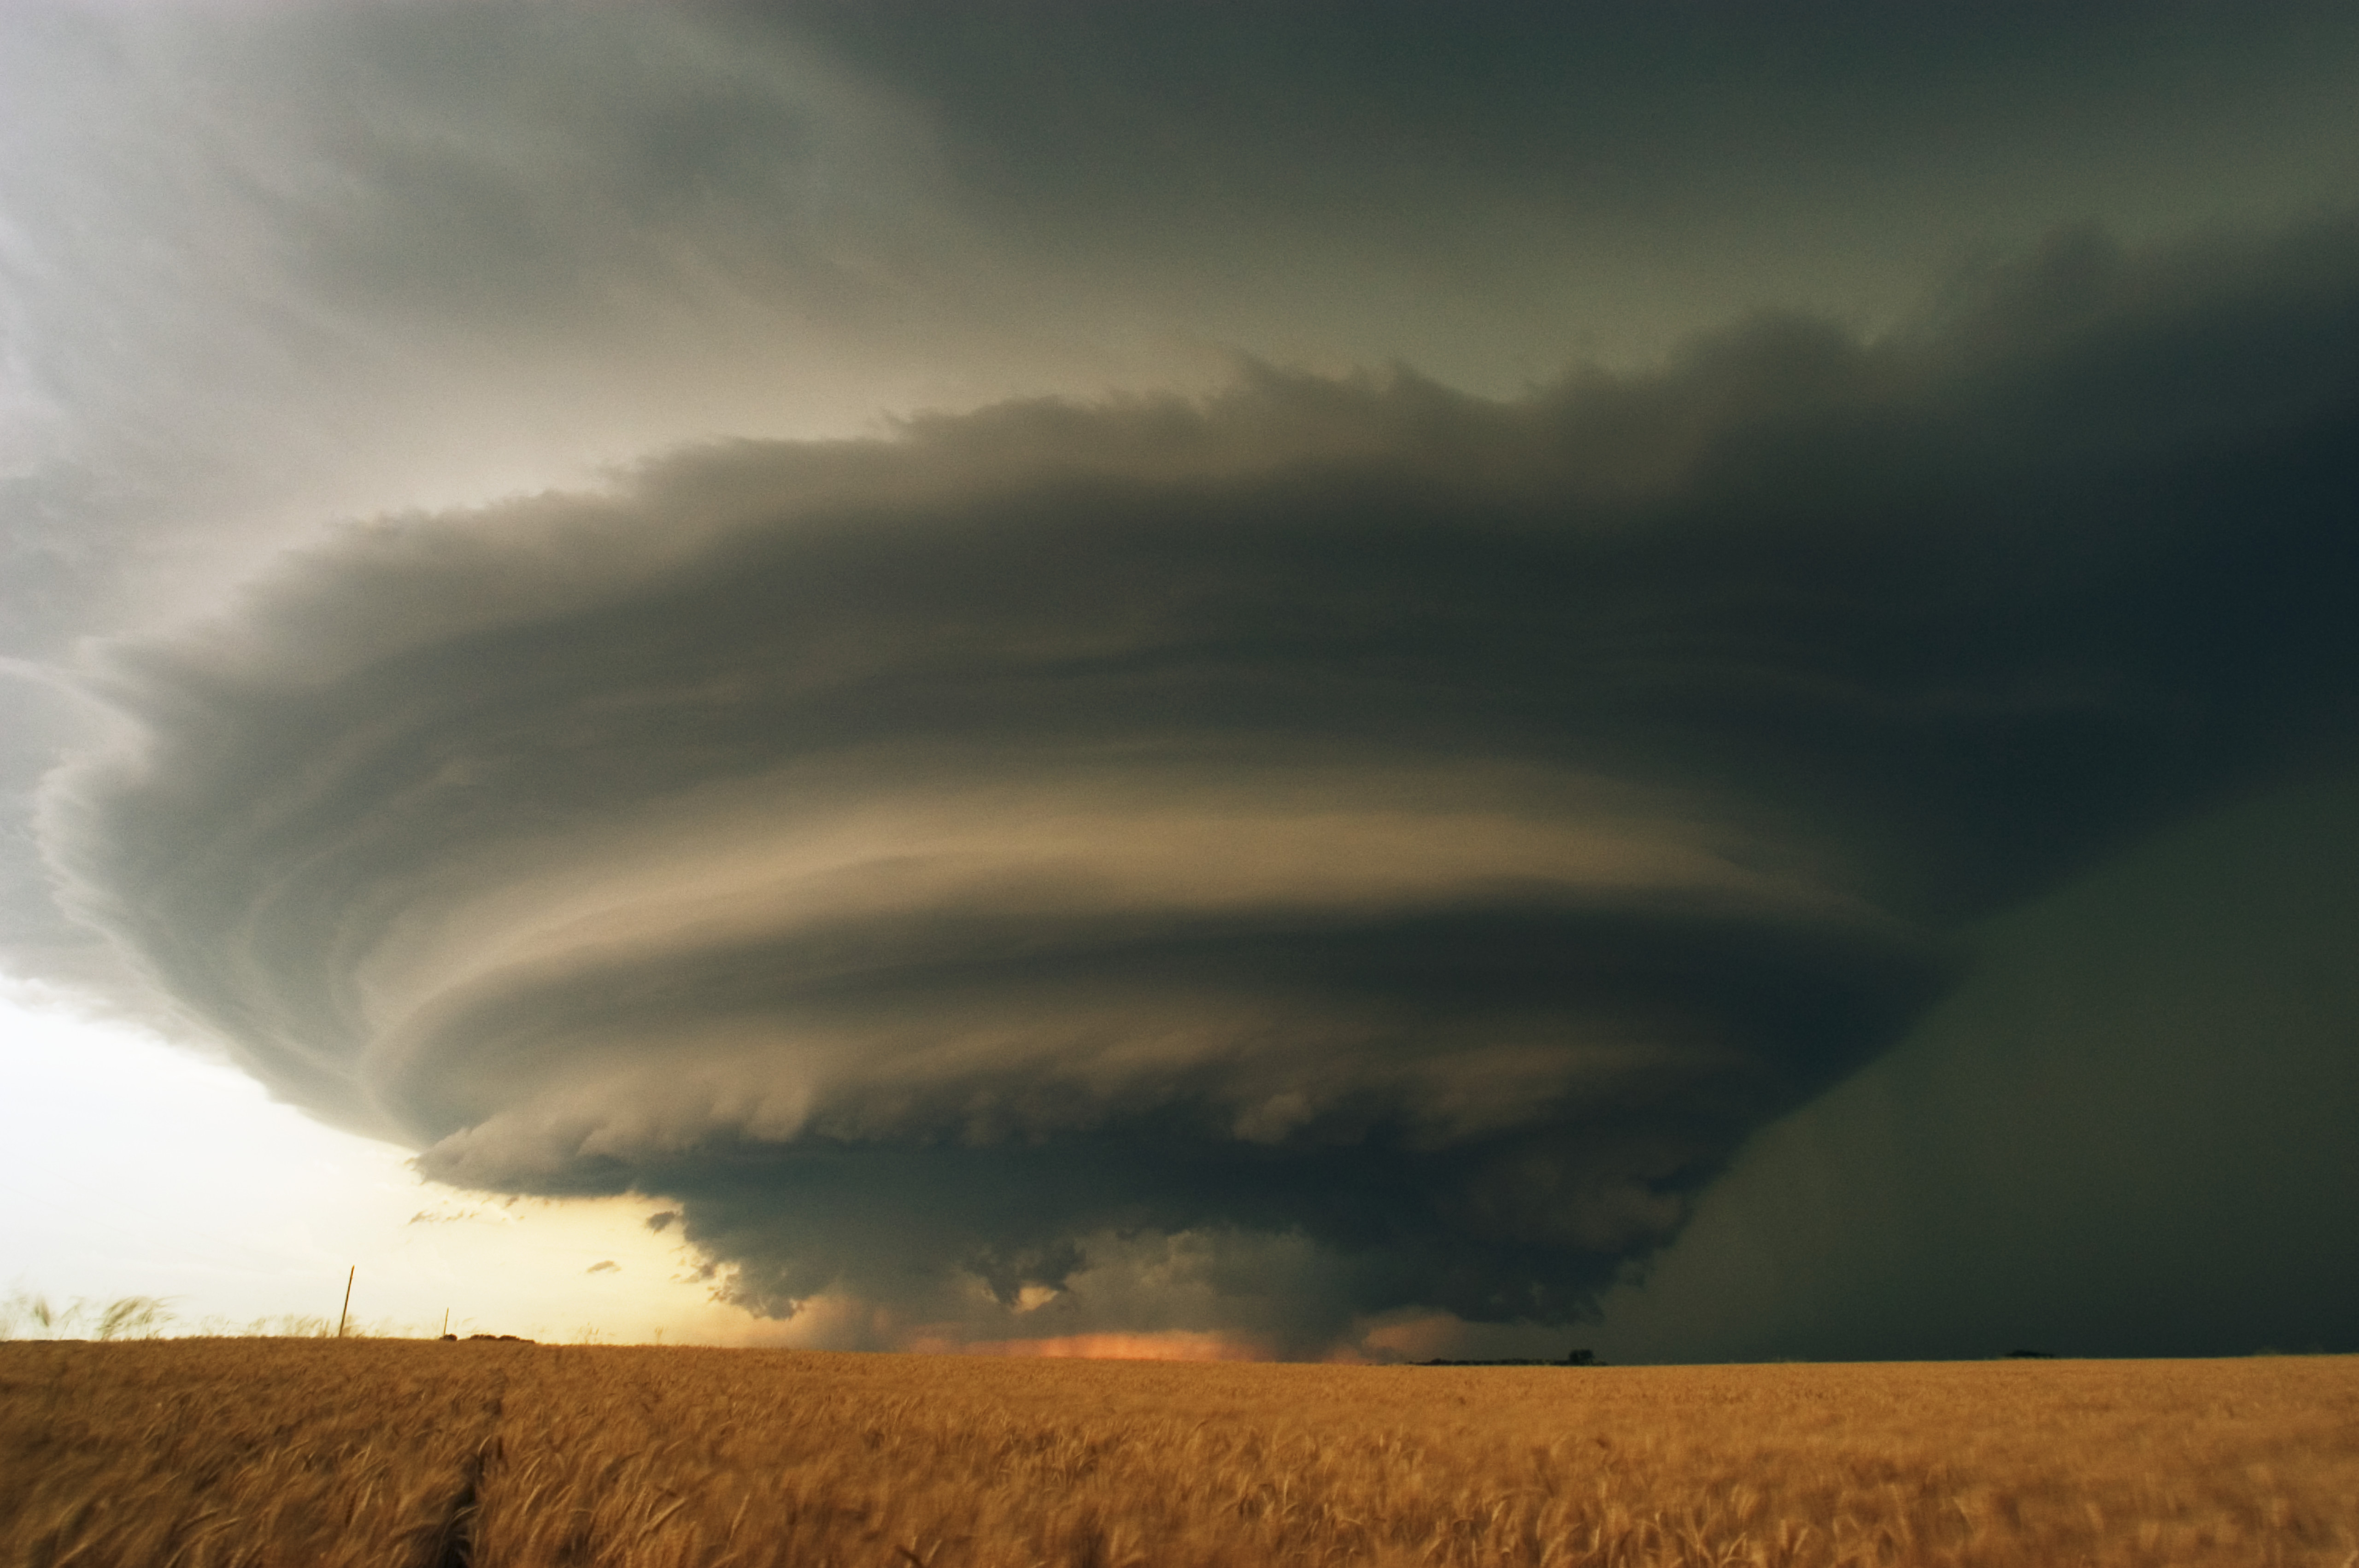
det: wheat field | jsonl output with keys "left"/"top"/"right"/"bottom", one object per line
{"left": 2, "top": 1340, "right": 2353, "bottom": 1567}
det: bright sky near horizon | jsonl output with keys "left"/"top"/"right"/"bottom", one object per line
{"left": 0, "top": 984, "right": 733, "bottom": 1344}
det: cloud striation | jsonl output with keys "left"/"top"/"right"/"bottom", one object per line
{"left": 44, "top": 223, "right": 2359, "bottom": 1353}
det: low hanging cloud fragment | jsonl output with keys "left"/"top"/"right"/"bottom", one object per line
{"left": 44, "top": 222, "right": 2359, "bottom": 1353}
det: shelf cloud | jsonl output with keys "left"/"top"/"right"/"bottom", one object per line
{"left": 41, "top": 220, "right": 2359, "bottom": 1352}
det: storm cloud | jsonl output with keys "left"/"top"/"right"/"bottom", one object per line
{"left": 41, "top": 220, "right": 2359, "bottom": 1351}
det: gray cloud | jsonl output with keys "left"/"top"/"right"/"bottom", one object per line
{"left": 0, "top": 3, "right": 974, "bottom": 1006}
{"left": 40, "top": 219, "right": 2359, "bottom": 1351}
{"left": 763, "top": 0, "right": 2359, "bottom": 380}
{"left": 1588, "top": 761, "right": 2359, "bottom": 1362}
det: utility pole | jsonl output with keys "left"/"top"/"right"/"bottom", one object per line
{"left": 442, "top": 1307, "right": 450, "bottom": 1338}
{"left": 337, "top": 1266, "right": 355, "bottom": 1338}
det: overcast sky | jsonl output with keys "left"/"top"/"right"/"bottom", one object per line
{"left": 4, "top": 0, "right": 2356, "bottom": 1360}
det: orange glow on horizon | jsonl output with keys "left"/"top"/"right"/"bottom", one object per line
{"left": 922, "top": 1331, "right": 1262, "bottom": 1362}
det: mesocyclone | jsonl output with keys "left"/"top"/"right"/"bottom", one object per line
{"left": 49, "top": 226, "right": 2359, "bottom": 1347}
